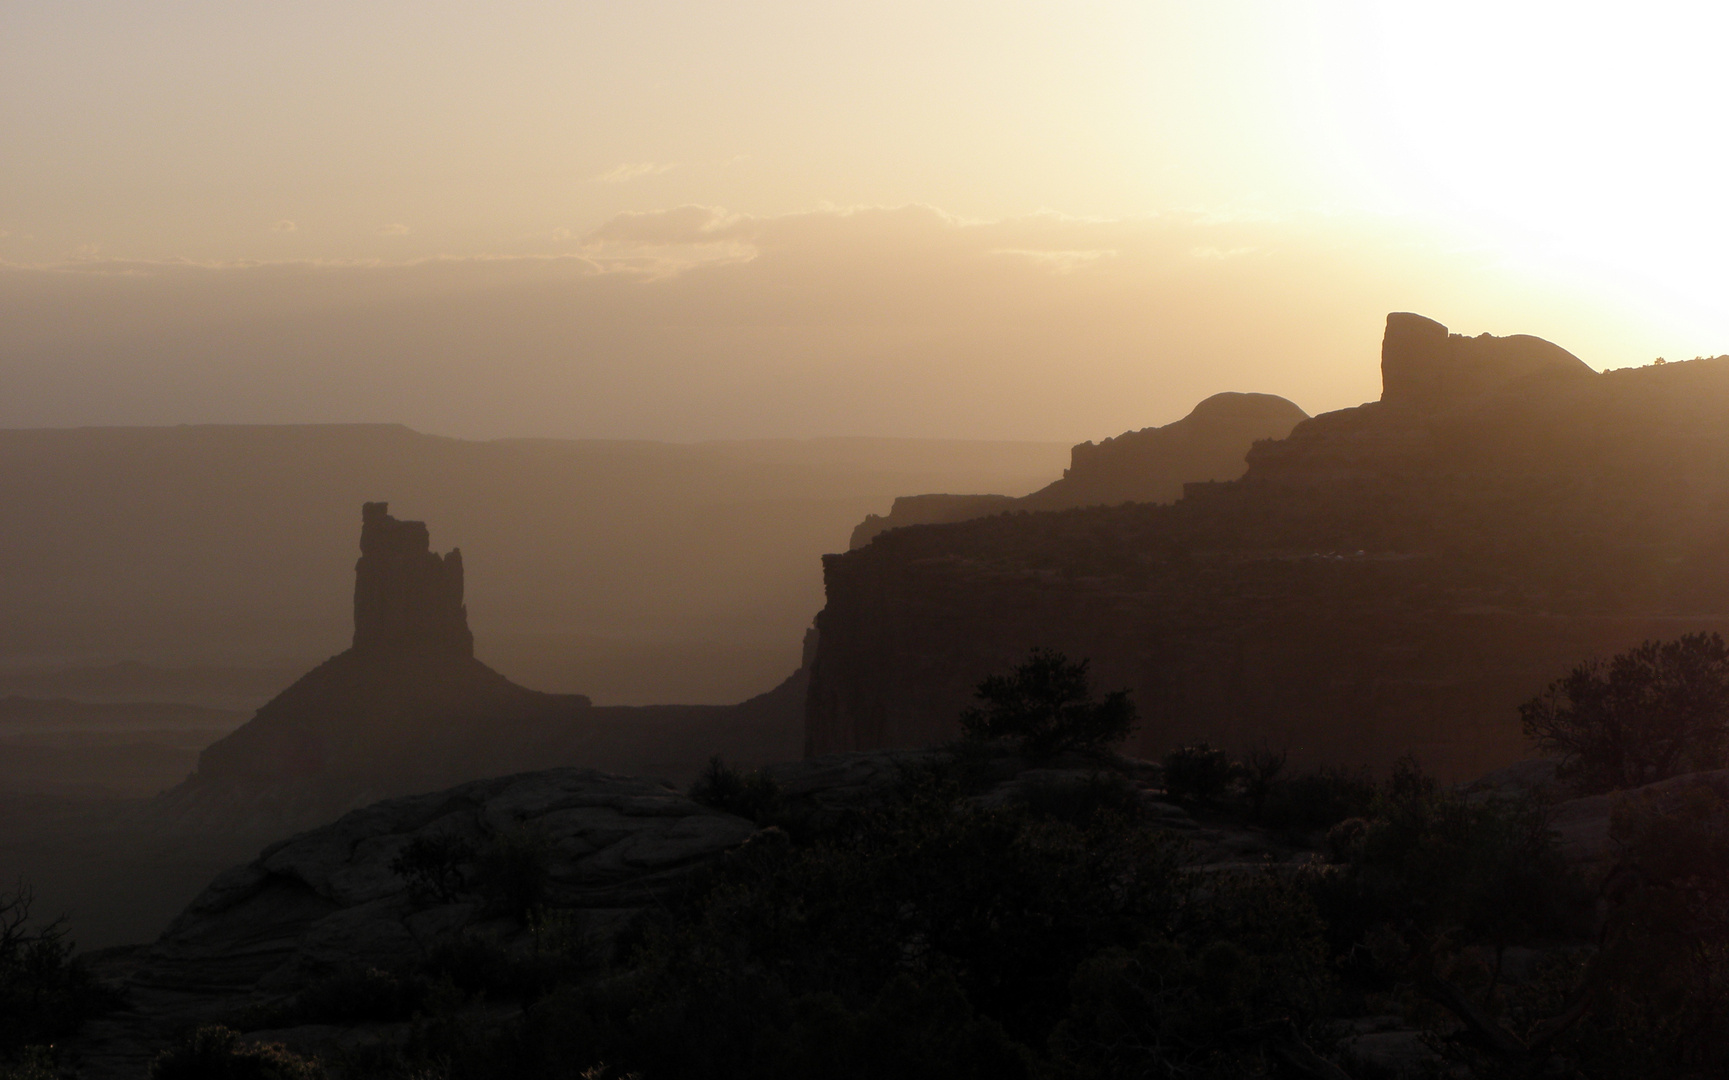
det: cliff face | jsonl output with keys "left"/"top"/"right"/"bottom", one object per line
{"left": 806, "top": 316, "right": 1729, "bottom": 777}
{"left": 1020, "top": 391, "right": 1309, "bottom": 511}
{"left": 847, "top": 392, "right": 1308, "bottom": 549}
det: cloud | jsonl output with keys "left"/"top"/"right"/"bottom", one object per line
{"left": 0, "top": 204, "right": 1664, "bottom": 443}
{"left": 583, "top": 205, "right": 741, "bottom": 245}
{"left": 378, "top": 223, "right": 411, "bottom": 236}
{"left": 591, "top": 161, "right": 680, "bottom": 184}
{"left": 989, "top": 248, "right": 1118, "bottom": 273}
{"left": 269, "top": 220, "right": 298, "bottom": 233}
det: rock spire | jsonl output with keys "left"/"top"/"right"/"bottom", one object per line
{"left": 351, "top": 501, "right": 473, "bottom": 658}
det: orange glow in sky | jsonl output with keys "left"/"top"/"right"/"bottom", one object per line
{"left": 3, "top": 2, "right": 1726, "bottom": 438}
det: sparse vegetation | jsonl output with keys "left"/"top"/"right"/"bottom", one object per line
{"left": 0, "top": 880, "right": 115, "bottom": 1067}
{"left": 150, "top": 1026, "right": 324, "bottom": 1080}
{"left": 391, "top": 834, "right": 477, "bottom": 905}
{"left": 1160, "top": 742, "right": 1236, "bottom": 804}
{"left": 1521, "top": 631, "right": 1729, "bottom": 794}
{"left": 958, "top": 648, "right": 1136, "bottom": 759}
{"left": 688, "top": 756, "right": 781, "bottom": 822}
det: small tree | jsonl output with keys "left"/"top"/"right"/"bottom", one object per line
{"left": 959, "top": 648, "right": 1135, "bottom": 759}
{"left": 1521, "top": 632, "right": 1729, "bottom": 794}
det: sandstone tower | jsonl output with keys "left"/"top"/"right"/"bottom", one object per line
{"left": 351, "top": 502, "right": 474, "bottom": 658}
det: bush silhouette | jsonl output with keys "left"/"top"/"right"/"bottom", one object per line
{"left": 149, "top": 1027, "right": 322, "bottom": 1080}
{"left": 0, "top": 881, "right": 115, "bottom": 1061}
{"left": 1521, "top": 632, "right": 1729, "bottom": 793}
{"left": 1161, "top": 743, "right": 1237, "bottom": 804}
{"left": 959, "top": 649, "right": 1135, "bottom": 759}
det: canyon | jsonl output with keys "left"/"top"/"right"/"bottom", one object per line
{"left": 807, "top": 314, "right": 1729, "bottom": 777}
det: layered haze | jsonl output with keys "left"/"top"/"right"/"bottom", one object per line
{"left": 6, "top": 2, "right": 1729, "bottom": 444}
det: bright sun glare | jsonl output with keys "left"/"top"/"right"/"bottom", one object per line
{"left": 1326, "top": 3, "right": 1729, "bottom": 339}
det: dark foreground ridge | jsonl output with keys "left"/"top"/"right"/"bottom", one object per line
{"left": 62, "top": 746, "right": 1729, "bottom": 1078}
{"left": 809, "top": 314, "right": 1729, "bottom": 775}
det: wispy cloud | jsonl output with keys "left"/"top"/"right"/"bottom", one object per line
{"left": 989, "top": 248, "right": 1118, "bottom": 273}
{"left": 269, "top": 220, "right": 298, "bottom": 233}
{"left": 591, "top": 161, "right": 680, "bottom": 184}
{"left": 378, "top": 223, "right": 411, "bottom": 236}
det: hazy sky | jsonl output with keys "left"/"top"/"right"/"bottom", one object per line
{"left": 4, "top": 2, "right": 1727, "bottom": 440}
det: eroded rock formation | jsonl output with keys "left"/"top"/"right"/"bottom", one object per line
{"left": 352, "top": 502, "right": 473, "bottom": 658}
{"left": 848, "top": 392, "right": 1308, "bottom": 549}
{"left": 174, "top": 505, "right": 803, "bottom": 829}
{"left": 806, "top": 315, "right": 1729, "bottom": 776}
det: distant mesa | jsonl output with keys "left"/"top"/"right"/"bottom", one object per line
{"left": 1380, "top": 311, "right": 1593, "bottom": 411}
{"left": 850, "top": 391, "right": 1308, "bottom": 549}
{"left": 806, "top": 312, "right": 1729, "bottom": 776}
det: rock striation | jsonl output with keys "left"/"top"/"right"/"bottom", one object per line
{"left": 848, "top": 393, "right": 1308, "bottom": 549}
{"left": 806, "top": 315, "right": 1729, "bottom": 776}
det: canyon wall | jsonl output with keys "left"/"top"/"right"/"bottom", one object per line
{"left": 806, "top": 315, "right": 1729, "bottom": 777}
{"left": 849, "top": 392, "right": 1309, "bottom": 549}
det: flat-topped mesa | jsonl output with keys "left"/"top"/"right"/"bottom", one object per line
{"left": 352, "top": 501, "right": 473, "bottom": 659}
{"left": 1381, "top": 312, "right": 1593, "bottom": 410}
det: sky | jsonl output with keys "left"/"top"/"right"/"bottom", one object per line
{"left": 4, "top": 1, "right": 1728, "bottom": 441}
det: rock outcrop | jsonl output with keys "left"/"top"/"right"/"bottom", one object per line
{"left": 1019, "top": 391, "right": 1310, "bottom": 512}
{"left": 352, "top": 502, "right": 473, "bottom": 659}
{"left": 171, "top": 505, "right": 804, "bottom": 831}
{"left": 806, "top": 315, "right": 1729, "bottom": 776}
{"left": 183, "top": 505, "right": 591, "bottom": 809}
{"left": 850, "top": 494, "right": 1018, "bottom": 550}
{"left": 848, "top": 393, "right": 1309, "bottom": 549}
{"left": 1379, "top": 311, "right": 1594, "bottom": 410}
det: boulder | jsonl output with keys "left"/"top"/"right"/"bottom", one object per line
{"left": 133, "top": 769, "right": 755, "bottom": 1025}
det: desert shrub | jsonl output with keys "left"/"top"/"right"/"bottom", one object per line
{"left": 1016, "top": 772, "right": 1143, "bottom": 828}
{"left": 0, "top": 881, "right": 116, "bottom": 1059}
{"left": 0, "top": 1047, "right": 55, "bottom": 1080}
{"left": 422, "top": 911, "right": 597, "bottom": 1003}
{"left": 688, "top": 757, "right": 781, "bottom": 822}
{"left": 509, "top": 770, "right": 1337, "bottom": 1079}
{"left": 1310, "top": 760, "right": 1578, "bottom": 990}
{"left": 1049, "top": 873, "right": 1334, "bottom": 1079}
{"left": 390, "top": 834, "right": 477, "bottom": 905}
{"left": 1521, "top": 631, "right": 1729, "bottom": 794}
{"left": 150, "top": 1026, "right": 323, "bottom": 1080}
{"left": 474, "top": 829, "right": 553, "bottom": 922}
{"left": 1569, "top": 786, "right": 1729, "bottom": 1074}
{"left": 1258, "top": 767, "right": 1377, "bottom": 832}
{"left": 290, "top": 966, "right": 426, "bottom": 1025}
{"left": 1239, "top": 746, "right": 1287, "bottom": 819}
{"left": 1161, "top": 743, "right": 1237, "bottom": 804}
{"left": 959, "top": 648, "right": 1136, "bottom": 760}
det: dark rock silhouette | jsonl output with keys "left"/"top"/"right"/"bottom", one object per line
{"left": 850, "top": 494, "right": 1019, "bottom": 549}
{"left": 352, "top": 502, "right": 473, "bottom": 659}
{"left": 848, "top": 392, "right": 1308, "bottom": 549}
{"left": 1021, "top": 391, "right": 1310, "bottom": 511}
{"left": 806, "top": 315, "right": 1729, "bottom": 776}
{"left": 187, "top": 505, "right": 591, "bottom": 803}
{"left": 173, "top": 505, "right": 804, "bottom": 829}
{"left": 1380, "top": 311, "right": 1593, "bottom": 410}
